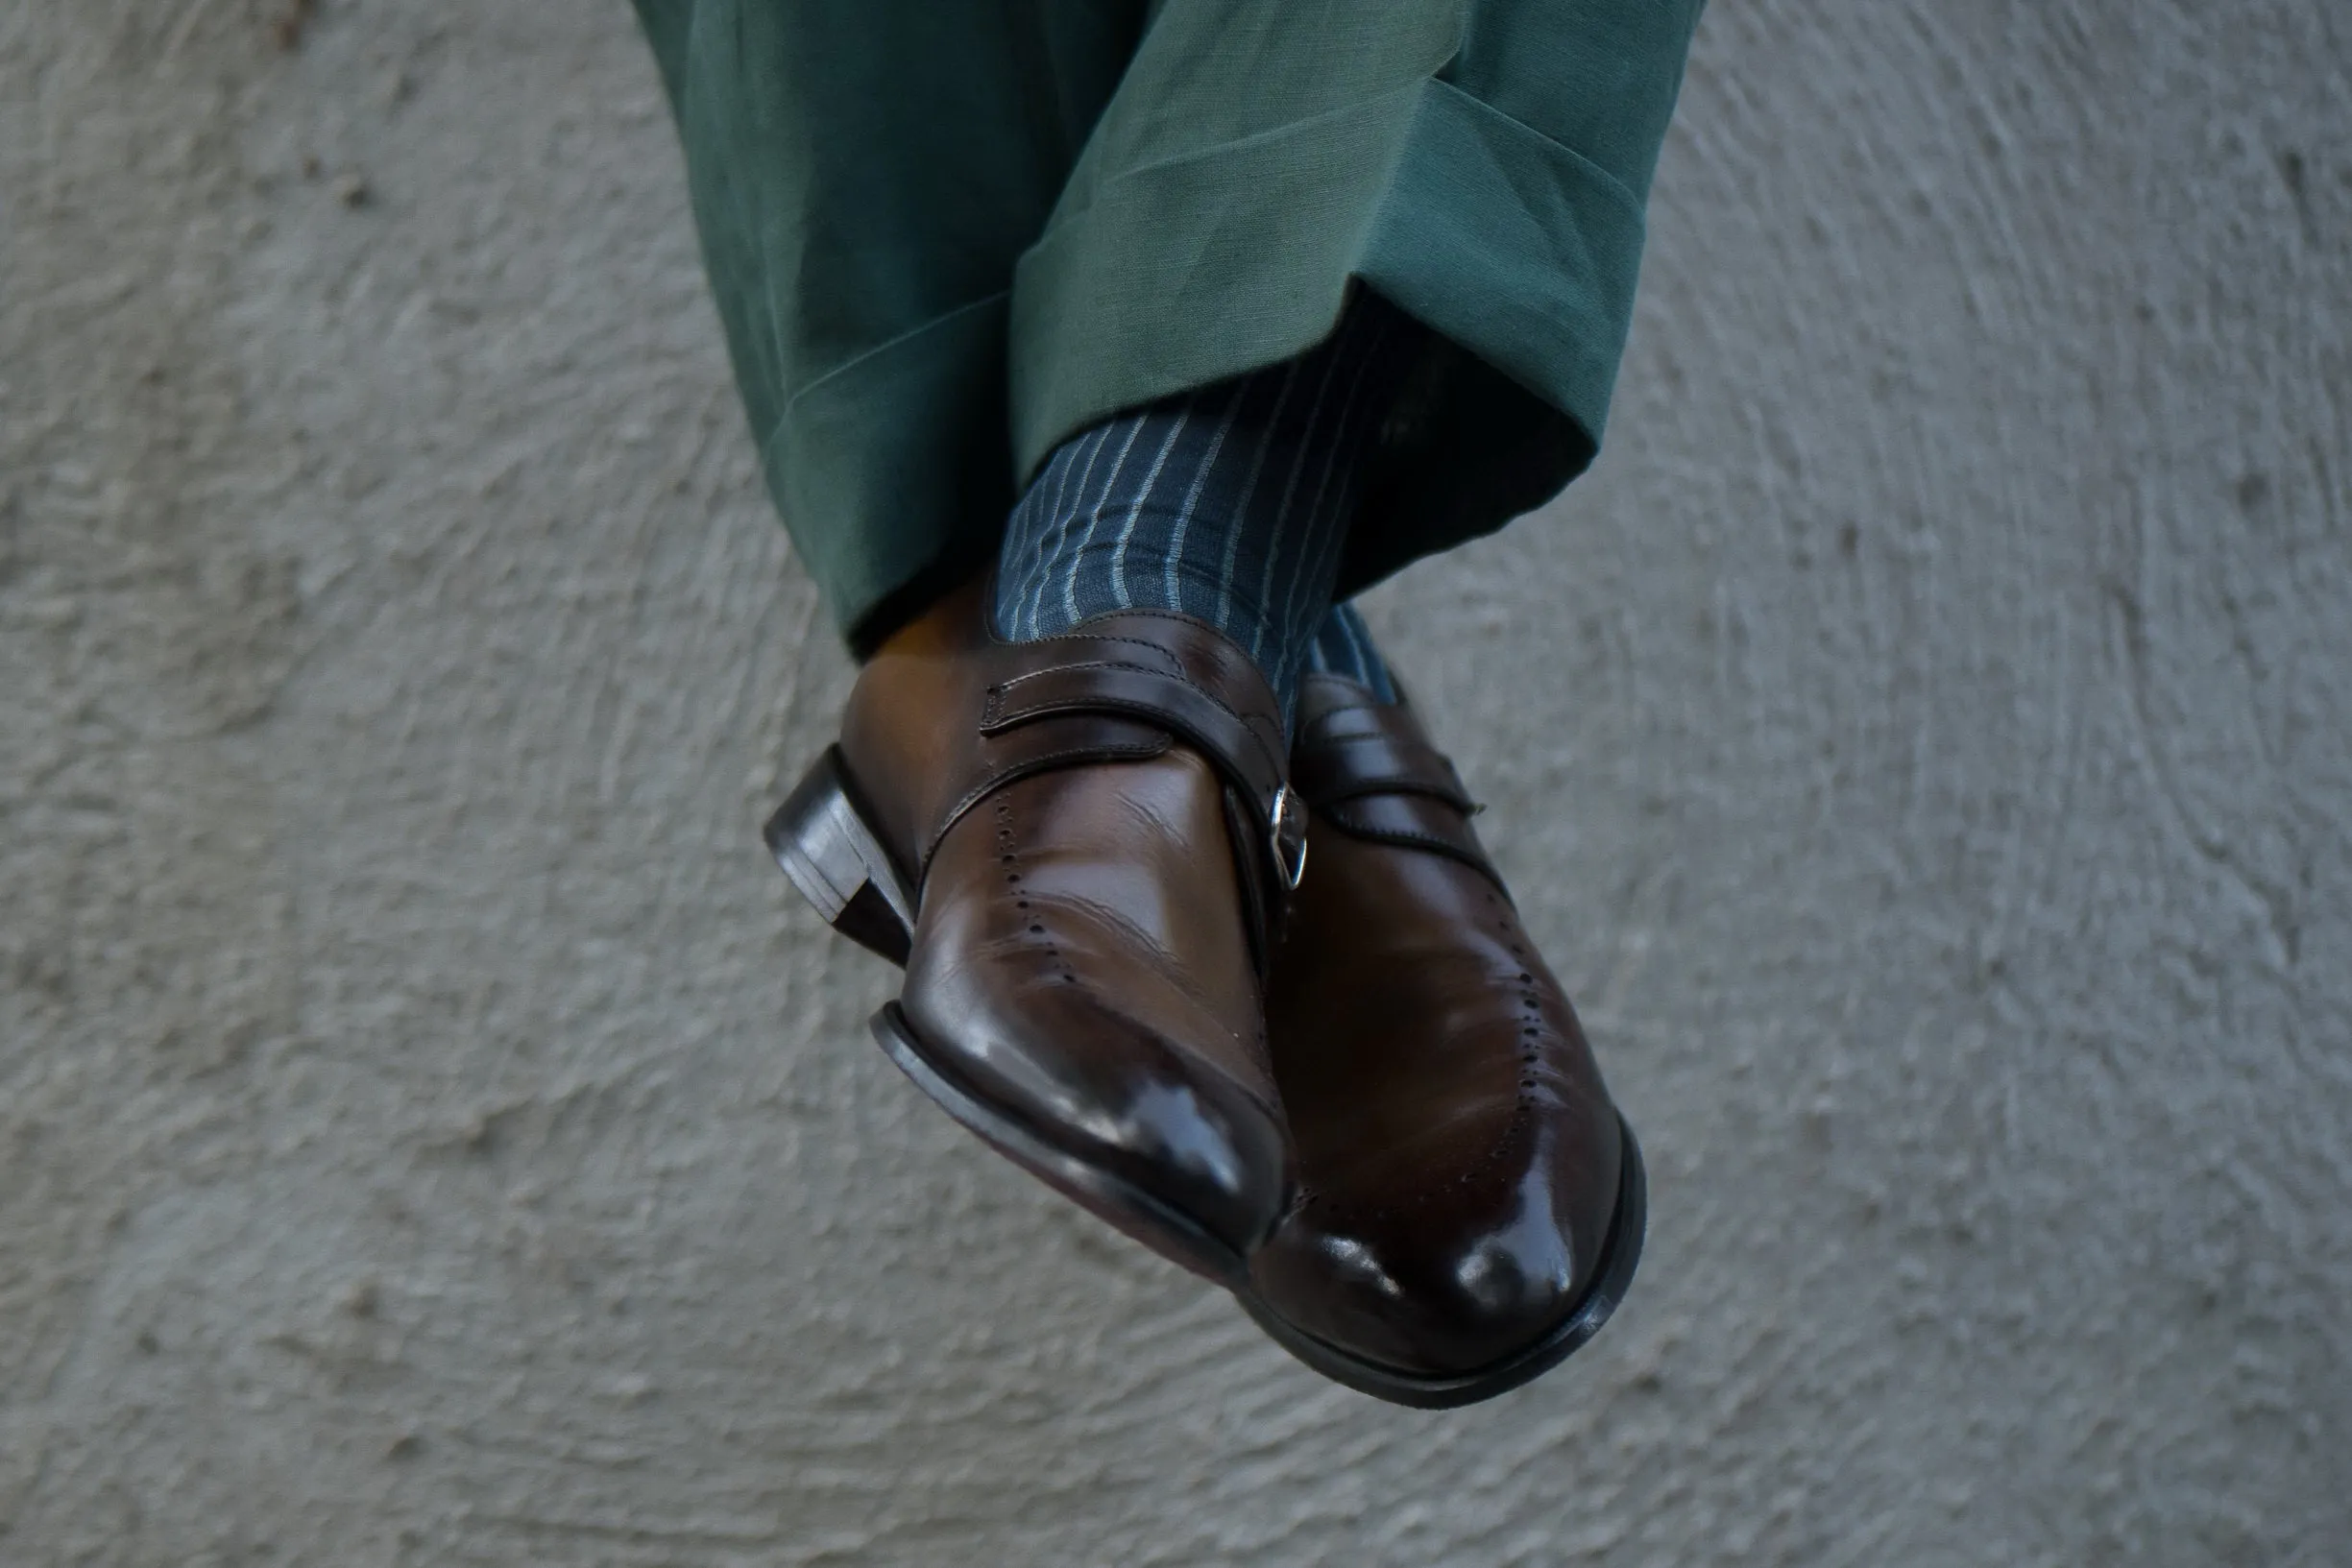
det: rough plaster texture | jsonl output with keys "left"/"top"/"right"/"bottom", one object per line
{"left": 4, "top": 2, "right": 2348, "bottom": 1563}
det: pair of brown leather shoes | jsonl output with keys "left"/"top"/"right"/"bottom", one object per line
{"left": 765, "top": 581, "right": 1642, "bottom": 1407}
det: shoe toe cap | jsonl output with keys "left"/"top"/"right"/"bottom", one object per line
{"left": 1252, "top": 1112, "right": 1625, "bottom": 1380}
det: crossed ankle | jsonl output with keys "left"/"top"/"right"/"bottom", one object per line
{"left": 990, "top": 289, "right": 1424, "bottom": 718}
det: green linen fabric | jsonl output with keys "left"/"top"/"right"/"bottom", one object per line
{"left": 634, "top": 0, "right": 1704, "bottom": 651}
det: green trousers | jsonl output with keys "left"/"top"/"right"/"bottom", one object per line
{"left": 635, "top": 1, "right": 1704, "bottom": 653}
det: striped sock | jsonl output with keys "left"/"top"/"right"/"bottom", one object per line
{"left": 1304, "top": 601, "right": 1399, "bottom": 703}
{"left": 991, "top": 290, "right": 1421, "bottom": 720}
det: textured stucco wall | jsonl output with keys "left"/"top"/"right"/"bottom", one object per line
{"left": 5, "top": 3, "right": 2348, "bottom": 1563}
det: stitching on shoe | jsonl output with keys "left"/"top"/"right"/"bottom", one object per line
{"left": 1300, "top": 903, "right": 1556, "bottom": 1224}
{"left": 996, "top": 793, "right": 1075, "bottom": 986}
{"left": 980, "top": 780, "right": 1285, "bottom": 1122}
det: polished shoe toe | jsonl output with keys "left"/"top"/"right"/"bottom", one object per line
{"left": 1250, "top": 1104, "right": 1623, "bottom": 1379}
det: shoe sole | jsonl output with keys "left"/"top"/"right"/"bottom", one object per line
{"left": 766, "top": 746, "right": 1258, "bottom": 1289}
{"left": 1234, "top": 1116, "right": 1647, "bottom": 1409}
{"left": 764, "top": 746, "right": 916, "bottom": 968}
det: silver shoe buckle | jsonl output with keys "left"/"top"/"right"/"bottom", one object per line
{"left": 1268, "top": 783, "right": 1308, "bottom": 891}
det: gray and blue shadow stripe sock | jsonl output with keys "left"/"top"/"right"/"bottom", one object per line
{"left": 992, "top": 290, "right": 1422, "bottom": 721}
{"left": 1304, "top": 601, "right": 1399, "bottom": 704}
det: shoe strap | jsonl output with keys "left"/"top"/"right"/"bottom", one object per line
{"left": 1292, "top": 729, "right": 1475, "bottom": 814}
{"left": 1292, "top": 673, "right": 1506, "bottom": 891}
{"left": 923, "top": 613, "right": 1304, "bottom": 922}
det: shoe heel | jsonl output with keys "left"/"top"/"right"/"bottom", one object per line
{"left": 763, "top": 745, "right": 916, "bottom": 967}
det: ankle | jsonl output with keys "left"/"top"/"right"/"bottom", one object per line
{"left": 989, "top": 289, "right": 1425, "bottom": 716}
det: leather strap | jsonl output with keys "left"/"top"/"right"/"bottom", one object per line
{"left": 983, "top": 659, "right": 1287, "bottom": 813}
{"left": 1292, "top": 674, "right": 1506, "bottom": 891}
{"left": 925, "top": 713, "right": 1176, "bottom": 868}
{"left": 920, "top": 614, "right": 1303, "bottom": 924}
{"left": 1291, "top": 731, "right": 1474, "bottom": 813}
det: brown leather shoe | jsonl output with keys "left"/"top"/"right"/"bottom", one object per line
{"left": 764, "top": 582, "right": 1303, "bottom": 1286}
{"left": 1240, "top": 672, "right": 1646, "bottom": 1407}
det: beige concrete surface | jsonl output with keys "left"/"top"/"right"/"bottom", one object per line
{"left": 4, "top": 2, "right": 2348, "bottom": 1563}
